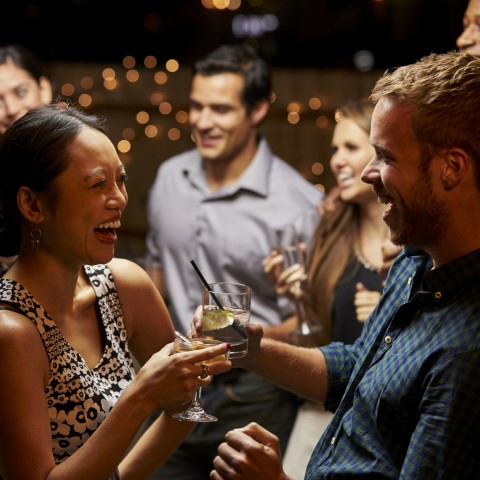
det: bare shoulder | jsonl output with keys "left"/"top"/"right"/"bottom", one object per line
{"left": 106, "top": 257, "right": 152, "bottom": 288}
{"left": 0, "top": 308, "right": 46, "bottom": 364}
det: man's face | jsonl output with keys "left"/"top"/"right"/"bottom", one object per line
{"left": 188, "top": 73, "right": 257, "bottom": 163}
{"left": 361, "top": 97, "right": 448, "bottom": 249}
{"left": 457, "top": 0, "right": 480, "bottom": 57}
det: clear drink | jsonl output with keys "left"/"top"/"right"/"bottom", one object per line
{"left": 201, "top": 282, "right": 251, "bottom": 359}
{"left": 202, "top": 306, "right": 249, "bottom": 359}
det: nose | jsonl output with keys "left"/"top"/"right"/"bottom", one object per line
{"left": 192, "top": 108, "right": 214, "bottom": 130}
{"left": 1, "top": 96, "right": 23, "bottom": 125}
{"left": 360, "top": 156, "right": 379, "bottom": 185}
{"left": 457, "top": 24, "right": 476, "bottom": 50}
{"left": 329, "top": 148, "right": 345, "bottom": 172}
{"left": 108, "top": 184, "right": 128, "bottom": 212}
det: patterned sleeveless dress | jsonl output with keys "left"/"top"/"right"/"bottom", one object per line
{"left": 0, "top": 264, "right": 136, "bottom": 467}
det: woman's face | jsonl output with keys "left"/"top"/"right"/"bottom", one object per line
{"left": 0, "top": 59, "right": 52, "bottom": 133}
{"left": 329, "top": 117, "right": 375, "bottom": 205}
{"left": 39, "top": 127, "right": 128, "bottom": 267}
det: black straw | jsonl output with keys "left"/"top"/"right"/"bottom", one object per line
{"left": 190, "top": 260, "right": 247, "bottom": 339}
{"left": 190, "top": 260, "right": 223, "bottom": 309}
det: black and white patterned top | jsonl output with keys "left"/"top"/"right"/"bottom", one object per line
{"left": 0, "top": 264, "right": 136, "bottom": 464}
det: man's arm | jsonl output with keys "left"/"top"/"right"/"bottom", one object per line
{"left": 235, "top": 324, "right": 329, "bottom": 403}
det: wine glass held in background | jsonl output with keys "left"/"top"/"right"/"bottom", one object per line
{"left": 201, "top": 282, "right": 251, "bottom": 359}
{"left": 172, "top": 335, "right": 228, "bottom": 423}
{"left": 274, "top": 225, "right": 322, "bottom": 338}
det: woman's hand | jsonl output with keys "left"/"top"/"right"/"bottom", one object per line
{"left": 354, "top": 283, "right": 381, "bottom": 323}
{"left": 262, "top": 245, "right": 308, "bottom": 300}
{"left": 133, "top": 341, "right": 231, "bottom": 412}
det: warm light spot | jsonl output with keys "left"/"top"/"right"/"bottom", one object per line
{"left": 165, "top": 59, "right": 179, "bottom": 72}
{"left": 316, "top": 116, "right": 329, "bottom": 128}
{"left": 61, "top": 83, "right": 75, "bottom": 96}
{"left": 308, "top": 97, "right": 321, "bottom": 110}
{"left": 287, "top": 102, "right": 301, "bottom": 113}
{"left": 154, "top": 71, "right": 168, "bottom": 85}
{"left": 78, "top": 94, "right": 92, "bottom": 107}
{"left": 213, "top": 0, "right": 229, "bottom": 9}
{"left": 102, "top": 68, "right": 116, "bottom": 81}
{"left": 104, "top": 78, "right": 117, "bottom": 90}
{"left": 123, "top": 56, "right": 136, "bottom": 69}
{"left": 270, "top": 92, "right": 277, "bottom": 103}
{"left": 126, "top": 69, "right": 140, "bottom": 82}
{"left": 80, "top": 76, "right": 94, "bottom": 89}
{"left": 315, "top": 184, "right": 326, "bottom": 193}
{"left": 228, "top": 0, "right": 241, "bottom": 9}
{"left": 117, "top": 139, "right": 131, "bottom": 153}
{"left": 159, "top": 102, "right": 172, "bottom": 115}
{"left": 136, "top": 111, "right": 150, "bottom": 124}
{"left": 311, "top": 162, "right": 325, "bottom": 175}
{"left": 122, "top": 128, "right": 136, "bottom": 141}
{"left": 201, "top": 0, "right": 214, "bottom": 8}
{"left": 144, "top": 55, "right": 157, "bottom": 68}
{"left": 287, "top": 112, "right": 300, "bottom": 124}
{"left": 150, "top": 92, "right": 165, "bottom": 105}
{"left": 175, "top": 110, "right": 189, "bottom": 123}
{"left": 145, "top": 125, "right": 159, "bottom": 138}
{"left": 168, "top": 128, "right": 181, "bottom": 141}
{"left": 334, "top": 108, "right": 343, "bottom": 122}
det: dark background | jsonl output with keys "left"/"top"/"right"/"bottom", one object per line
{"left": 2, "top": 0, "right": 466, "bottom": 70}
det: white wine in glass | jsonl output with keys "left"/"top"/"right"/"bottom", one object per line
{"left": 172, "top": 337, "right": 227, "bottom": 423}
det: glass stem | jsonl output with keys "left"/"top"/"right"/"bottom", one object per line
{"left": 189, "top": 387, "right": 204, "bottom": 412}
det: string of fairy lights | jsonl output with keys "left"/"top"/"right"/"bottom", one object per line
{"left": 58, "top": 54, "right": 342, "bottom": 192}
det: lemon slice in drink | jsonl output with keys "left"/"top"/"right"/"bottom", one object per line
{"left": 203, "top": 309, "right": 235, "bottom": 331}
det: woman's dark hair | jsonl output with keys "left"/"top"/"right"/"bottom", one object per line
{"left": 0, "top": 102, "right": 108, "bottom": 256}
{"left": 193, "top": 44, "right": 271, "bottom": 113}
{"left": 0, "top": 44, "right": 50, "bottom": 85}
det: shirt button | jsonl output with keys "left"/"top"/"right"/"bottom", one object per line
{"left": 384, "top": 335, "right": 393, "bottom": 344}
{"left": 330, "top": 436, "right": 336, "bottom": 445}
{"left": 434, "top": 291, "right": 442, "bottom": 299}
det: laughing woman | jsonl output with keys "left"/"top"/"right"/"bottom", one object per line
{"left": 0, "top": 102, "right": 231, "bottom": 480}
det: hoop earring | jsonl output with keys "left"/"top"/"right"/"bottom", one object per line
{"left": 31, "top": 223, "right": 42, "bottom": 250}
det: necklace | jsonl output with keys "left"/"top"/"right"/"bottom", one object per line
{"left": 353, "top": 247, "right": 379, "bottom": 273}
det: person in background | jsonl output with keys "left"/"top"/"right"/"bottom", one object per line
{"left": 209, "top": 50, "right": 480, "bottom": 479}
{"left": 263, "top": 99, "right": 398, "bottom": 479}
{"left": 144, "top": 43, "right": 323, "bottom": 479}
{"left": 0, "top": 102, "right": 231, "bottom": 479}
{"left": 456, "top": 0, "right": 480, "bottom": 56}
{"left": 0, "top": 44, "right": 53, "bottom": 274}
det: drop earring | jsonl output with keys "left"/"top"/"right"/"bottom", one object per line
{"left": 31, "top": 223, "right": 42, "bottom": 250}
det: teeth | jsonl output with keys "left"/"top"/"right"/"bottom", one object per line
{"left": 96, "top": 220, "right": 121, "bottom": 229}
{"left": 338, "top": 172, "right": 353, "bottom": 182}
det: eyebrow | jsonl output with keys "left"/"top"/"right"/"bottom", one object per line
{"left": 82, "top": 164, "right": 126, "bottom": 183}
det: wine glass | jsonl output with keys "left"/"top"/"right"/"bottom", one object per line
{"left": 172, "top": 336, "right": 227, "bottom": 422}
{"left": 274, "top": 225, "right": 322, "bottom": 338}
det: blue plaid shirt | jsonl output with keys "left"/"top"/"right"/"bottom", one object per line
{"left": 306, "top": 246, "right": 480, "bottom": 479}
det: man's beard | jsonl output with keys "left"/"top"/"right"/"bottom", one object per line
{"left": 390, "top": 172, "right": 447, "bottom": 248}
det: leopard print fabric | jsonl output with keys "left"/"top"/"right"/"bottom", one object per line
{"left": 0, "top": 264, "right": 136, "bottom": 464}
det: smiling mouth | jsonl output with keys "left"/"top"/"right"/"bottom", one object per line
{"left": 94, "top": 219, "right": 121, "bottom": 235}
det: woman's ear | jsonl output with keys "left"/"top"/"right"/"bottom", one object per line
{"left": 17, "top": 186, "right": 44, "bottom": 223}
{"left": 39, "top": 76, "right": 53, "bottom": 104}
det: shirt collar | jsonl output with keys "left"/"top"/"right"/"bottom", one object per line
{"left": 405, "top": 246, "right": 480, "bottom": 297}
{"left": 182, "top": 137, "right": 273, "bottom": 198}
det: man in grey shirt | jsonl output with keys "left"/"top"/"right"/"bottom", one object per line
{"left": 145, "top": 44, "right": 323, "bottom": 479}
